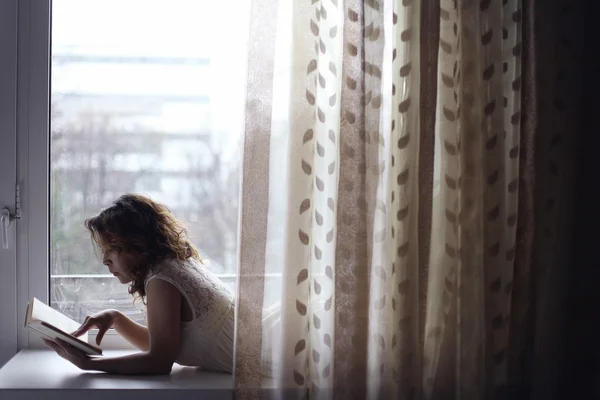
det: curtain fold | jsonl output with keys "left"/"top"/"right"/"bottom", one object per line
{"left": 233, "top": 0, "right": 279, "bottom": 397}
{"left": 233, "top": 0, "right": 577, "bottom": 399}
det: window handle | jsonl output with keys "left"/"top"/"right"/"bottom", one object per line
{"left": 1, "top": 208, "right": 11, "bottom": 250}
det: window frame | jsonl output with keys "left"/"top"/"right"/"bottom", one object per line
{"left": 16, "top": 0, "right": 50, "bottom": 351}
{"left": 0, "top": 0, "right": 19, "bottom": 365}
{"left": 17, "top": 0, "right": 133, "bottom": 350}
{"left": 18, "top": 0, "right": 253, "bottom": 352}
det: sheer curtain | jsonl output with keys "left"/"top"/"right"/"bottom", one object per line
{"left": 231, "top": 0, "right": 566, "bottom": 399}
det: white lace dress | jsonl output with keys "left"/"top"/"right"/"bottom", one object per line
{"left": 144, "top": 258, "right": 236, "bottom": 373}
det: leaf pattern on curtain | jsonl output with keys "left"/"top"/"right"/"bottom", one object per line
{"left": 424, "top": 0, "right": 522, "bottom": 398}
{"left": 278, "top": 1, "right": 428, "bottom": 398}
{"left": 279, "top": 0, "right": 343, "bottom": 397}
{"left": 481, "top": 0, "right": 522, "bottom": 394}
{"left": 333, "top": 1, "right": 384, "bottom": 399}
{"left": 231, "top": 0, "right": 559, "bottom": 399}
{"left": 373, "top": 1, "right": 425, "bottom": 399}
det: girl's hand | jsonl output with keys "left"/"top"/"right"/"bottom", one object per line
{"left": 72, "top": 309, "right": 121, "bottom": 346}
{"left": 43, "top": 338, "right": 92, "bottom": 370}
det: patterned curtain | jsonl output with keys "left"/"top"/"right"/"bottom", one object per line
{"left": 233, "top": 0, "right": 575, "bottom": 399}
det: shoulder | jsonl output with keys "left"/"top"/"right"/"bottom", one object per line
{"left": 143, "top": 259, "right": 177, "bottom": 289}
{"left": 144, "top": 258, "right": 201, "bottom": 286}
{"left": 145, "top": 276, "right": 181, "bottom": 299}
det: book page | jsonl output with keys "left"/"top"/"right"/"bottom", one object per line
{"left": 29, "top": 298, "right": 89, "bottom": 343}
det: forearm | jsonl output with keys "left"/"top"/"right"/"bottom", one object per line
{"left": 112, "top": 311, "right": 150, "bottom": 351}
{"left": 85, "top": 352, "right": 173, "bottom": 375}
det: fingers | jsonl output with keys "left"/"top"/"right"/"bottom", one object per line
{"left": 45, "top": 338, "right": 89, "bottom": 371}
{"left": 71, "top": 318, "right": 93, "bottom": 337}
{"left": 56, "top": 338, "right": 73, "bottom": 351}
{"left": 56, "top": 339, "right": 87, "bottom": 359}
{"left": 55, "top": 339, "right": 77, "bottom": 355}
{"left": 96, "top": 327, "right": 107, "bottom": 346}
{"left": 43, "top": 338, "right": 63, "bottom": 354}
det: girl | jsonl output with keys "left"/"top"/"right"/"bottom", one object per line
{"left": 44, "top": 193, "right": 236, "bottom": 375}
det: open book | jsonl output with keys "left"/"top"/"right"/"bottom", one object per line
{"left": 24, "top": 297, "right": 103, "bottom": 356}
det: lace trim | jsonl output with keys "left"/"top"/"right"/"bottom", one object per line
{"left": 144, "top": 258, "right": 234, "bottom": 334}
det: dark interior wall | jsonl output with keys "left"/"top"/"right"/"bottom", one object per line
{"left": 562, "top": 0, "right": 600, "bottom": 397}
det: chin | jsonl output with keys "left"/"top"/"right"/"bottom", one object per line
{"left": 116, "top": 275, "right": 132, "bottom": 284}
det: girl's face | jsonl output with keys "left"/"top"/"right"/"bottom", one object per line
{"left": 102, "top": 248, "right": 134, "bottom": 284}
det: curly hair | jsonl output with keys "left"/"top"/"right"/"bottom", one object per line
{"left": 84, "top": 193, "right": 200, "bottom": 301}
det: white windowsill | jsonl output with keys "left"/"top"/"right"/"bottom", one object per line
{"left": 0, "top": 350, "right": 234, "bottom": 400}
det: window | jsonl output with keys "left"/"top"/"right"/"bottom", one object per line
{"left": 17, "top": 0, "right": 250, "bottom": 348}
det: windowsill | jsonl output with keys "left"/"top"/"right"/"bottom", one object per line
{"left": 0, "top": 349, "right": 234, "bottom": 400}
